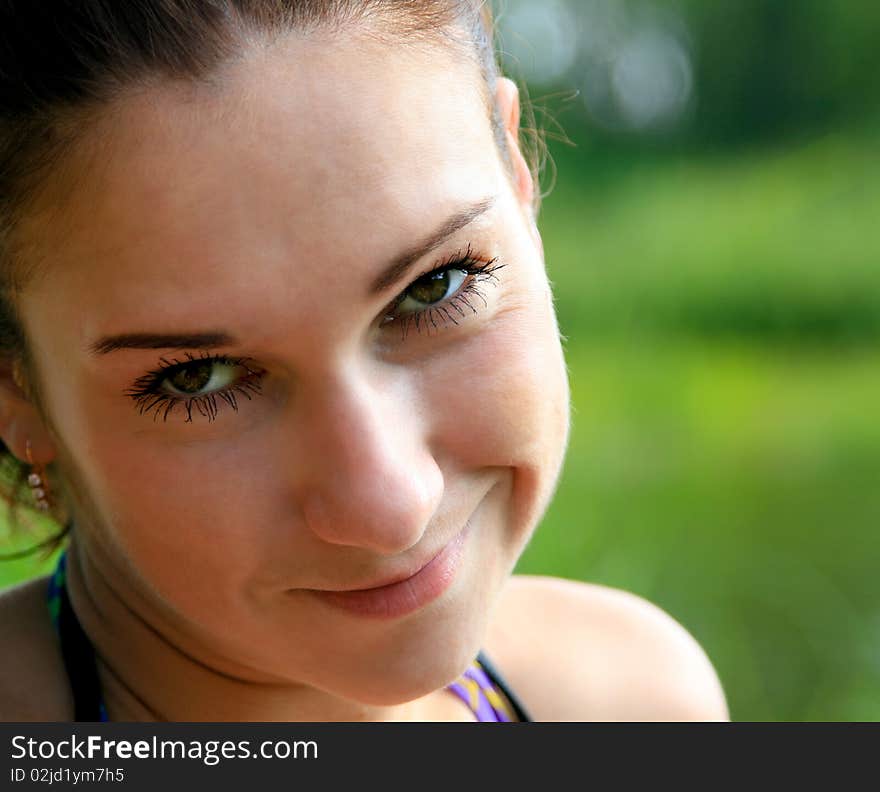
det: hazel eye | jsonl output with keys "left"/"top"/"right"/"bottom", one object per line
{"left": 396, "top": 269, "right": 468, "bottom": 314}
{"left": 162, "top": 359, "right": 238, "bottom": 398}
{"left": 125, "top": 352, "right": 266, "bottom": 424}
{"left": 382, "top": 249, "right": 506, "bottom": 341}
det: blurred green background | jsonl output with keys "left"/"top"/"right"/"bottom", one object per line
{"left": 3, "top": 0, "right": 879, "bottom": 721}
{"left": 500, "top": 0, "right": 880, "bottom": 721}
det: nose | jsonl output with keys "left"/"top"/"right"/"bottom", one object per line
{"left": 296, "top": 369, "right": 444, "bottom": 556}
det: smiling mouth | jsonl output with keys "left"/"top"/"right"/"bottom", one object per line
{"left": 305, "top": 518, "right": 472, "bottom": 620}
{"left": 322, "top": 550, "right": 445, "bottom": 593}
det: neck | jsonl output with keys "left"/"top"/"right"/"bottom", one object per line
{"left": 63, "top": 537, "right": 471, "bottom": 722}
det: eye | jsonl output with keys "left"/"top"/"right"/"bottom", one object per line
{"left": 383, "top": 246, "right": 505, "bottom": 341}
{"left": 395, "top": 268, "right": 467, "bottom": 313}
{"left": 124, "top": 351, "right": 265, "bottom": 424}
{"left": 163, "top": 358, "right": 235, "bottom": 396}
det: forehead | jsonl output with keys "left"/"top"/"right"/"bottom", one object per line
{"left": 23, "top": 31, "right": 500, "bottom": 337}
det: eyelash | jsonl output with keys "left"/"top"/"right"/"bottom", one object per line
{"left": 124, "top": 350, "right": 266, "bottom": 424}
{"left": 125, "top": 246, "right": 505, "bottom": 424}
{"left": 383, "top": 245, "right": 505, "bottom": 342}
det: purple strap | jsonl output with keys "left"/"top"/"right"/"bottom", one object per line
{"left": 445, "top": 660, "right": 516, "bottom": 722}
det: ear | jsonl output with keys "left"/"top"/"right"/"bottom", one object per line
{"left": 495, "top": 77, "right": 535, "bottom": 216}
{"left": 0, "top": 356, "right": 57, "bottom": 466}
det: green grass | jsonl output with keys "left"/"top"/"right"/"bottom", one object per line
{"left": 0, "top": 517, "right": 60, "bottom": 590}
{"left": 512, "top": 125, "right": 880, "bottom": 720}
{"left": 541, "top": 127, "right": 880, "bottom": 342}
{"left": 515, "top": 337, "right": 880, "bottom": 720}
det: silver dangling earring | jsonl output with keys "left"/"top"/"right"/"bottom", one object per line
{"left": 25, "top": 439, "right": 51, "bottom": 513}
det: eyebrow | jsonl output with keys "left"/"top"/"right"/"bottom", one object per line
{"left": 88, "top": 195, "right": 497, "bottom": 356}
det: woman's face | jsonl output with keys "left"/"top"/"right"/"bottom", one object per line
{"left": 18, "top": 31, "right": 570, "bottom": 703}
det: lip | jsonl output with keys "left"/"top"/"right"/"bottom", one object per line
{"left": 309, "top": 519, "right": 472, "bottom": 620}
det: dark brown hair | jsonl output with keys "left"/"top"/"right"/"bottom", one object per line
{"left": 0, "top": 0, "right": 546, "bottom": 559}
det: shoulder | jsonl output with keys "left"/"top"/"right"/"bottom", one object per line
{"left": 483, "top": 574, "right": 729, "bottom": 722}
{"left": 0, "top": 575, "right": 73, "bottom": 721}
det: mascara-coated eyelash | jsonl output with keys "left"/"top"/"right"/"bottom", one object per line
{"left": 383, "top": 244, "right": 506, "bottom": 342}
{"left": 124, "top": 350, "right": 265, "bottom": 424}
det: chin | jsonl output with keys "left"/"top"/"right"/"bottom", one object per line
{"left": 341, "top": 640, "right": 482, "bottom": 708}
{"left": 323, "top": 592, "right": 494, "bottom": 708}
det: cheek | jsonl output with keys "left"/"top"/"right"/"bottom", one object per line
{"left": 426, "top": 270, "right": 571, "bottom": 537}
{"left": 53, "top": 388, "right": 275, "bottom": 613}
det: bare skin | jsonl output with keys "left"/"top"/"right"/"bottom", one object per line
{"left": 0, "top": 28, "right": 728, "bottom": 722}
{"left": 0, "top": 572, "right": 728, "bottom": 721}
